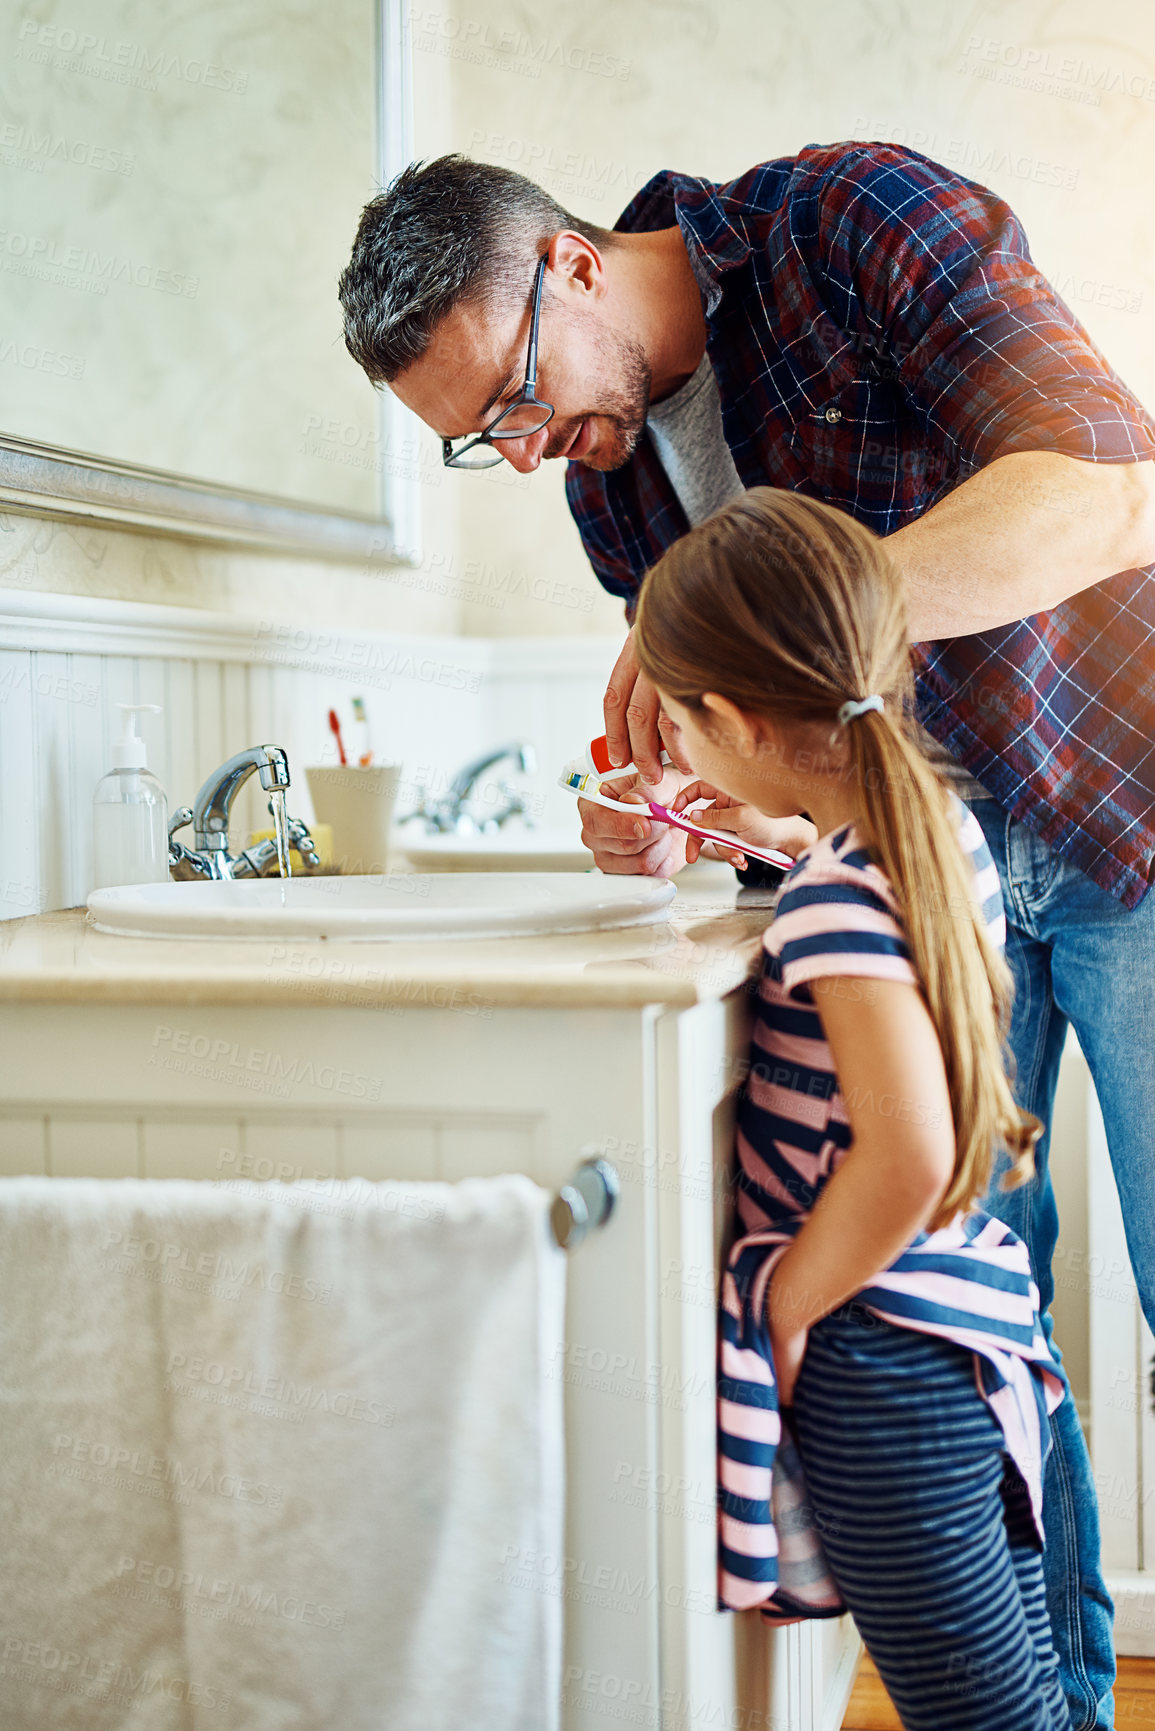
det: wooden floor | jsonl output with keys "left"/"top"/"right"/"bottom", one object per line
{"left": 843, "top": 1652, "right": 1155, "bottom": 1729}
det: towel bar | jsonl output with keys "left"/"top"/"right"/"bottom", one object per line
{"left": 550, "top": 1156, "right": 619, "bottom": 1250}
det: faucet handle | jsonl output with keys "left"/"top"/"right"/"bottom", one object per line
{"left": 285, "top": 814, "right": 321, "bottom": 870}
{"left": 167, "top": 807, "right": 212, "bottom": 878}
{"left": 486, "top": 783, "right": 534, "bottom": 831}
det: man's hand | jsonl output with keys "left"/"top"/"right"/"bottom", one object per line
{"left": 603, "top": 627, "right": 692, "bottom": 782}
{"left": 585, "top": 626, "right": 699, "bottom": 876}
{"left": 577, "top": 766, "right": 695, "bottom": 878}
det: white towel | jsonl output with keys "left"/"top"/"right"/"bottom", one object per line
{"left": 0, "top": 1174, "right": 566, "bottom": 1731}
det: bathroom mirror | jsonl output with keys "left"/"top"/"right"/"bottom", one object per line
{"left": 0, "top": 0, "right": 411, "bottom": 558}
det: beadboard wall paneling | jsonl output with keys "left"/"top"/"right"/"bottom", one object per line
{"left": 0, "top": 1104, "right": 540, "bottom": 1184}
{"left": 0, "top": 590, "right": 619, "bottom": 918}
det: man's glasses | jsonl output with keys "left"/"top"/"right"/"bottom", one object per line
{"left": 442, "top": 254, "right": 554, "bottom": 469}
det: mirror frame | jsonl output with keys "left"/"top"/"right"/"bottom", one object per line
{"left": 0, "top": 0, "right": 415, "bottom": 569}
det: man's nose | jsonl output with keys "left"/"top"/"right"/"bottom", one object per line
{"left": 498, "top": 426, "right": 551, "bottom": 473}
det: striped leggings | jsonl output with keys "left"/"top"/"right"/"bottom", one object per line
{"left": 790, "top": 1303, "right": 1069, "bottom": 1731}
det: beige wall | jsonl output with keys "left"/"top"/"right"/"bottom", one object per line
{"left": 409, "top": 0, "right": 1155, "bottom": 635}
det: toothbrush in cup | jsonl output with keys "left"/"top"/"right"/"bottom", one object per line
{"left": 351, "top": 695, "right": 374, "bottom": 767}
{"left": 328, "top": 708, "right": 347, "bottom": 766}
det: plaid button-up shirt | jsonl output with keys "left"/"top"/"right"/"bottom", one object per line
{"left": 564, "top": 142, "right": 1155, "bottom": 908}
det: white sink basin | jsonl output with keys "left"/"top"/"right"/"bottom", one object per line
{"left": 396, "top": 826, "right": 590, "bottom": 873}
{"left": 86, "top": 872, "right": 676, "bottom": 942}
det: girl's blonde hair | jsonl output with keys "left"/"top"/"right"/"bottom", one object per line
{"left": 634, "top": 487, "right": 1040, "bottom": 1228}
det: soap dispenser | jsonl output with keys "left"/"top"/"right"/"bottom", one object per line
{"left": 92, "top": 704, "right": 170, "bottom": 890}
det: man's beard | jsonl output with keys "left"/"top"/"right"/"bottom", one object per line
{"left": 542, "top": 324, "right": 652, "bottom": 471}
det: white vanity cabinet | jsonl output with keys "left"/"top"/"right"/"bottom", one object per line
{"left": 0, "top": 902, "right": 861, "bottom": 1731}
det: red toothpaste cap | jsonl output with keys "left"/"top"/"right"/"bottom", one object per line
{"left": 588, "top": 735, "right": 616, "bottom": 774}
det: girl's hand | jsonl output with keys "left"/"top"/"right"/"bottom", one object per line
{"left": 767, "top": 1247, "right": 811, "bottom": 1406}
{"left": 768, "top": 1319, "right": 810, "bottom": 1408}
{"left": 669, "top": 781, "right": 818, "bottom": 869}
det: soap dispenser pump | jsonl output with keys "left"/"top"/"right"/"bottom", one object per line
{"left": 92, "top": 704, "right": 170, "bottom": 890}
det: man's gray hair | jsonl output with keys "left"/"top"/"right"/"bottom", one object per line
{"left": 338, "top": 154, "right": 617, "bottom": 386}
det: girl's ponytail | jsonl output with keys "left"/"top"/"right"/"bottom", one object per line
{"left": 843, "top": 707, "right": 1040, "bottom": 1226}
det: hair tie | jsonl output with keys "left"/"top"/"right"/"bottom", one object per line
{"left": 837, "top": 694, "right": 884, "bottom": 726}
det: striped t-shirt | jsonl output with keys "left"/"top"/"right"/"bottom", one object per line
{"left": 718, "top": 794, "right": 1066, "bottom": 1622}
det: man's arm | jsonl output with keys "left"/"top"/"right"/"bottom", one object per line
{"left": 810, "top": 144, "right": 1155, "bottom": 639}
{"left": 890, "top": 450, "right": 1155, "bottom": 641}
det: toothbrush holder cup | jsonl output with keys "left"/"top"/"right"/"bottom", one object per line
{"left": 305, "top": 764, "right": 402, "bottom": 876}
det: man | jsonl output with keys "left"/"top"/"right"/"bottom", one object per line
{"left": 340, "top": 141, "right": 1155, "bottom": 1730}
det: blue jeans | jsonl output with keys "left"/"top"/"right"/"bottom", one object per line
{"left": 966, "top": 792, "right": 1155, "bottom": 1731}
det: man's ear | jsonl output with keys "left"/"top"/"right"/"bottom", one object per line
{"left": 549, "top": 230, "right": 606, "bottom": 302}
{"left": 700, "top": 692, "right": 760, "bottom": 759}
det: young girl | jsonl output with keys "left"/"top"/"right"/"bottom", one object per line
{"left": 632, "top": 488, "right": 1069, "bottom": 1731}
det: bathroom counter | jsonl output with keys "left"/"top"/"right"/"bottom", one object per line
{"left": 0, "top": 869, "right": 775, "bottom": 1011}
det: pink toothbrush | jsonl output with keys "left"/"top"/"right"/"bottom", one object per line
{"left": 646, "top": 800, "right": 794, "bottom": 870}
{"left": 559, "top": 763, "right": 794, "bottom": 871}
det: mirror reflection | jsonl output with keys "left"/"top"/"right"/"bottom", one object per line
{"left": 1, "top": 0, "right": 384, "bottom": 512}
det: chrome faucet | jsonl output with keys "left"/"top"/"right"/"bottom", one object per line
{"left": 167, "top": 745, "right": 320, "bottom": 879}
{"left": 398, "top": 742, "right": 537, "bottom": 834}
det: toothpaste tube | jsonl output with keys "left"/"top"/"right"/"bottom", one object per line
{"left": 583, "top": 733, "right": 673, "bottom": 780}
